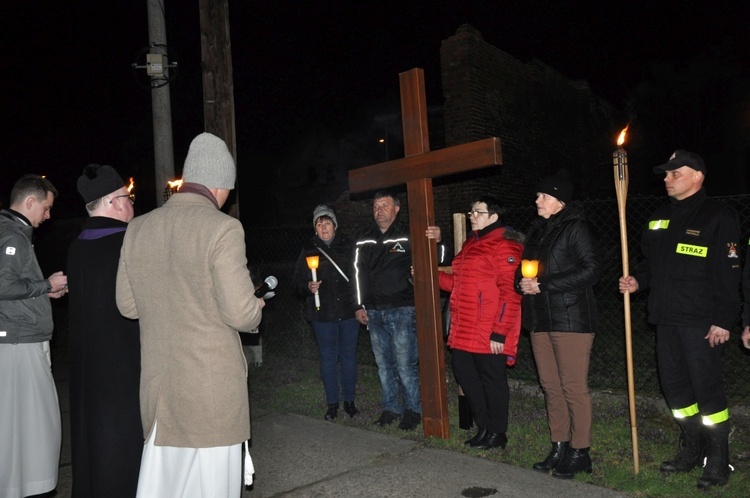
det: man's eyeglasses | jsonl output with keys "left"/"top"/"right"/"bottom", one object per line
{"left": 467, "top": 209, "right": 489, "bottom": 217}
{"left": 110, "top": 194, "right": 135, "bottom": 204}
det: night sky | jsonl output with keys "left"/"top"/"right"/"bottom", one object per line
{"left": 2, "top": 1, "right": 748, "bottom": 215}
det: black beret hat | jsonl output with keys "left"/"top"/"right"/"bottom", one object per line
{"left": 77, "top": 163, "right": 125, "bottom": 203}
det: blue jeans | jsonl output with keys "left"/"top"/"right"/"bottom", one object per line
{"left": 367, "top": 306, "right": 421, "bottom": 414}
{"left": 312, "top": 318, "right": 360, "bottom": 404}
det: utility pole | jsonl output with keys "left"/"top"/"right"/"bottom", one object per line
{"left": 198, "top": 0, "right": 238, "bottom": 217}
{"left": 147, "top": 0, "right": 175, "bottom": 207}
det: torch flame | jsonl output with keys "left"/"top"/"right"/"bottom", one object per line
{"left": 167, "top": 179, "right": 183, "bottom": 190}
{"left": 127, "top": 177, "right": 135, "bottom": 192}
{"left": 617, "top": 125, "right": 629, "bottom": 147}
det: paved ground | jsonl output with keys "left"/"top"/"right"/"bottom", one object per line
{"left": 51, "top": 349, "right": 627, "bottom": 498}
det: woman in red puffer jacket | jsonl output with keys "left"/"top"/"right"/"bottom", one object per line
{"left": 438, "top": 194, "right": 523, "bottom": 451}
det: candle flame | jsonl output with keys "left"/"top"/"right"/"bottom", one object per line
{"left": 521, "top": 259, "right": 539, "bottom": 278}
{"left": 127, "top": 177, "right": 135, "bottom": 192}
{"left": 167, "top": 179, "right": 183, "bottom": 190}
{"left": 617, "top": 125, "right": 629, "bottom": 147}
{"left": 306, "top": 255, "right": 320, "bottom": 270}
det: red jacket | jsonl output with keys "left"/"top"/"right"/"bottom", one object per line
{"left": 439, "top": 224, "right": 523, "bottom": 365}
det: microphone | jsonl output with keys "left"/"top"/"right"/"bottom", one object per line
{"left": 254, "top": 276, "right": 278, "bottom": 298}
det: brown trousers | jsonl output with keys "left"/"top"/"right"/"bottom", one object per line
{"left": 530, "top": 331, "right": 594, "bottom": 449}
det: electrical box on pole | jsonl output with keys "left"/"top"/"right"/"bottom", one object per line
{"left": 131, "top": 0, "right": 179, "bottom": 207}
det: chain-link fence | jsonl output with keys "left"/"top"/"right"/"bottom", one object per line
{"left": 246, "top": 194, "right": 750, "bottom": 400}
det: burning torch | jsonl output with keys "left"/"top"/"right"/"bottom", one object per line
{"left": 613, "top": 125, "right": 639, "bottom": 475}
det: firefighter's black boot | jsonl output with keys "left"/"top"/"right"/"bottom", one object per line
{"left": 660, "top": 416, "right": 705, "bottom": 474}
{"left": 697, "top": 421, "right": 731, "bottom": 490}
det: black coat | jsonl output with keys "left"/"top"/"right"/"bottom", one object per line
{"left": 67, "top": 216, "right": 142, "bottom": 497}
{"left": 634, "top": 188, "right": 741, "bottom": 329}
{"left": 292, "top": 231, "right": 359, "bottom": 322}
{"left": 516, "top": 204, "right": 601, "bottom": 333}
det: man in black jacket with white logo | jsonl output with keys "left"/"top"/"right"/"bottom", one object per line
{"left": 354, "top": 190, "right": 447, "bottom": 431}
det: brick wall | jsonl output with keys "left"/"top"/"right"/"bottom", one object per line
{"left": 435, "top": 24, "right": 621, "bottom": 237}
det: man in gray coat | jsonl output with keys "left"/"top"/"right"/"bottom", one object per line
{"left": 116, "top": 133, "right": 264, "bottom": 496}
{"left": 0, "top": 174, "right": 67, "bottom": 498}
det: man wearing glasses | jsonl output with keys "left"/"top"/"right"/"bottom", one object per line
{"left": 67, "top": 164, "right": 142, "bottom": 498}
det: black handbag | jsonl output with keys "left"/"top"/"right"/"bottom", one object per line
{"left": 441, "top": 295, "right": 451, "bottom": 338}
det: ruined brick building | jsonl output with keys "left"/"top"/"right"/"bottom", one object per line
{"left": 270, "top": 24, "right": 624, "bottom": 233}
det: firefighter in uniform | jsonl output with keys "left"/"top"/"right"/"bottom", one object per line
{"left": 619, "top": 150, "right": 740, "bottom": 490}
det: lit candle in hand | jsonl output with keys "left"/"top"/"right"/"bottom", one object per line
{"left": 305, "top": 255, "right": 321, "bottom": 309}
{"left": 521, "top": 259, "right": 539, "bottom": 279}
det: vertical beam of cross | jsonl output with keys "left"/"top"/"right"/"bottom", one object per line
{"left": 348, "top": 68, "right": 502, "bottom": 438}
{"left": 400, "top": 71, "right": 450, "bottom": 438}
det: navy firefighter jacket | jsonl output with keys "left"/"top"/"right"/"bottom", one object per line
{"left": 633, "top": 188, "right": 741, "bottom": 330}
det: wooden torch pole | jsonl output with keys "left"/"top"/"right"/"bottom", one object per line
{"left": 613, "top": 127, "right": 639, "bottom": 475}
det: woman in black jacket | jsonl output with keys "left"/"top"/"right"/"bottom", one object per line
{"left": 293, "top": 205, "right": 361, "bottom": 421}
{"left": 516, "top": 171, "right": 601, "bottom": 479}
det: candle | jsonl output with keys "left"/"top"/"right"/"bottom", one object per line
{"left": 521, "top": 259, "right": 539, "bottom": 279}
{"left": 305, "top": 255, "right": 321, "bottom": 309}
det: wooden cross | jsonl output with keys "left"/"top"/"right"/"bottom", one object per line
{"left": 348, "top": 68, "right": 502, "bottom": 438}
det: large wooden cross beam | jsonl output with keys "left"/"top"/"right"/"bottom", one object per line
{"left": 348, "top": 68, "right": 502, "bottom": 438}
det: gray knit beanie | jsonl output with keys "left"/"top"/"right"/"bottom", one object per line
{"left": 182, "top": 133, "right": 236, "bottom": 189}
{"left": 313, "top": 205, "right": 338, "bottom": 228}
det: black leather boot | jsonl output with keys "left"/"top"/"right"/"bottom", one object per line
{"left": 464, "top": 427, "right": 487, "bottom": 446}
{"left": 475, "top": 432, "right": 507, "bottom": 450}
{"left": 697, "top": 421, "right": 731, "bottom": 490}
{"left": 343, "top": 401, "right": 359, "bottom": 418}
{"left": 324, "top": 403, "right": 339, "bottom": 421}
{"left": 533, "top": 442, "right": 569, "bottom": 472}
{"left": 660, "top": 416, "right": 705, "bottom": 474}
{"left": 552, "top": 447, "right": 592, "bottom": 479}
